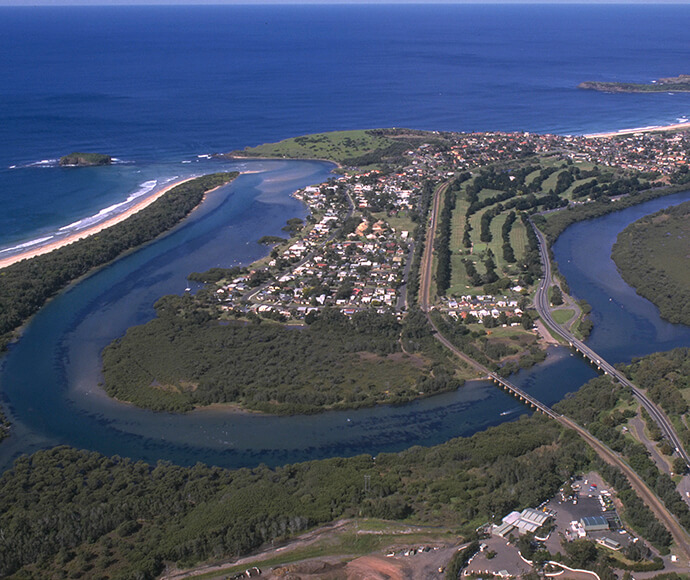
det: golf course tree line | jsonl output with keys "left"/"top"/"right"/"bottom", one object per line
{"left": 434, "top": 180, "right": 459, "bottom": 295}
{"left": 0, "top": 173, "right": 238, "bottom": 352}
{"left": 611, "top": 201, "right": 690, "bottom": 326}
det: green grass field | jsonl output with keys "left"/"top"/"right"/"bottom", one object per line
{"left": 509, "top": 219, "right": 527, "bottom": 263}
{"left": 371, "top": 211, "right": 415, "bottom": 236}
{"left": 540, "top": 167, "right": 567, "bottom": 193}
{"left": 231, "top": 129, "right": 395, "bottom": 163}
{"left": 451, "top": 198, "right": 469, "bottom": 251}
{"left": 477, "top": 187, "right": 505, "bottom": 202}
{"left": 524, "top": 168, "right": 542, "bottom": 186}
{"left": 552, "top": 309, "right": 575, "bottom": 324}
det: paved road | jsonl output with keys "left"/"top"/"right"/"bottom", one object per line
{"left": 243, "top": 191, "right": 355, "bottom": 304}
{"left": 530, "top": 221, "right": 690, "bottom": 469}
{"left": 416, "top": 180, "right": 690, "bottom": 559}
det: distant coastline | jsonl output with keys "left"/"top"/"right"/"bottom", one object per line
{"left": 579, "top": 74, "right": 690, "bottom": 93}
{"left": 4, "top": 119, "right": 690, "bottom": 270}
{"left": 584, "top": 120, "right": 690, "bottom": 139}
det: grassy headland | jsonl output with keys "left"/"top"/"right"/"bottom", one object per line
{"left": 579, "top": 75, "right": 690, "bottom": 93}
{"left": 612, "top": 201, "right": 690, "bottom": 325}
{"left": 229, "top": 128, "right": 453, "bottom": 167}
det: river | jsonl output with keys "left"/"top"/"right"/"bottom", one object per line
{"left": 0, "top": 163, "right": 688, "bottom": 471}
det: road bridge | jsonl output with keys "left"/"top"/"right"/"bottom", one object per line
{"left": 417, "top": 179, "right": 690, "bottom": 558}
{"left": 531, "top": 221, "right": 690, "bottom": 468}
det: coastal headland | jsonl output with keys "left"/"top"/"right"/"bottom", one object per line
{"left": 579, "top": 74, "right": 690, "bottom": 94}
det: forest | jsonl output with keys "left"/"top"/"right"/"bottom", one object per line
{"left": 625, "top": 348, "right": 690, "bottom": 452}
{"left": 0, "top": 172, "right": 237, "bottom": 352}
{"left": 102, "top": 302, "right": 462, "bottom": 413}
{"left": 3, "top": 342, "right": 686, "bottom": 579}
{"left": 0, "top": 414, "right": 588, "bottom": 579}
{"left": 612, "top": 201, "right": 690, "bottom": 326}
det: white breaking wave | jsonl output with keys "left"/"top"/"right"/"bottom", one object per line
{"left": 59, "top": 180, "right": 158, "bottom": 232}
{"left": 27, "top": 159, "right": 58, "bottom": 167}
{"left": 0, "top": 235, "right": 55, "bottom": 255}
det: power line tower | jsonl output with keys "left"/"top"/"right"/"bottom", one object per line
{"left": 364, "top": 474, "right": 371, "bottom": 495}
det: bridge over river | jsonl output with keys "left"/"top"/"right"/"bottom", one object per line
{"left": 531, "top": 222, "right": 690, "bottom": 469}
{"left": 418, "top": 181, "right": 690, "bottom": 558}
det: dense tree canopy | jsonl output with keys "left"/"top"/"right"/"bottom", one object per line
{"left": 0, "top": 415, "right": 587, "bottom": 578}
{"left": 612, "top": 201, "right": 690, "bottom": 326}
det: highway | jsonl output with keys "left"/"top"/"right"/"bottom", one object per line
{"left": 530, "top": 221, "right": 690, "bottom": 468}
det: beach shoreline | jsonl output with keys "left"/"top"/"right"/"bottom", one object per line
{"left": 0, "top": 177, "right": 198, "bottom": 271}
{"left": 585, "top": 121, "right": 690, "bottom": 138}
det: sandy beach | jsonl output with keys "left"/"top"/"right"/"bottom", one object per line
{"left": 585, "top": 121, "right": 690, "bottom": 139}
{"left": 0, "top": 177, "right": 196, "bottom": 271}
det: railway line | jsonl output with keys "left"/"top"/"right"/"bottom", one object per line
{"left": 416, "top": 179, "right": 690, "bottom": 559}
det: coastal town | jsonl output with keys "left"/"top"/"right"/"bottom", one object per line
{"left": 5, "top": 5, "right": 690, "bottom": 580}
{"left": 2, "top": 126, "right": 690, "bottom": 580}
{"left": 201, "top": 126, "right": 690, "bottom": 331}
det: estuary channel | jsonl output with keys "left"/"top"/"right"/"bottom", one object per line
{"left": 0, "top": 160, "right": 689, "bottom": 471}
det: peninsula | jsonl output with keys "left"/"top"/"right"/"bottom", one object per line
{"left": 101, "top": 126, "right": 690, "bottom": 415}
{"left": 579, "top": 74, "right": 690, "bottom": 93}
{"left": 0, "top": 172, "right": 238, "bottom": 351}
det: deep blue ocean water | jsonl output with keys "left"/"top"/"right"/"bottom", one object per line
{"left": 0, "top": 4, "right": 690, "bottom": 469}
{"left": 2, "top": 4, "right": 690, "bottom": 250}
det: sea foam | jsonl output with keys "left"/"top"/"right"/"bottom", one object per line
{"left": 0, "top": 236, "right": 55, "bottom": 255}
{"left": 59, "top": 180, "right": 158, "bottom": 232}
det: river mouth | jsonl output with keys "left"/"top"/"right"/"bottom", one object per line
{"left": 0, "top": 166, "right": 689, "bottom": 472}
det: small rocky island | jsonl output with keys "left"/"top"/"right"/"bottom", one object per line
{"left": 579, "top": 74, "right": 690, "bottom": 93}
{"left": 59, "top": 152, "right": 112, "bottom": 167}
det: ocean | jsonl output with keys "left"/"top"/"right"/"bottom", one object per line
{"left": 1, "top": 4, "right": 690, "bottom": 252}
{"left": 1, "top": 4, "right": 690, "bottom": 468}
